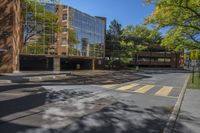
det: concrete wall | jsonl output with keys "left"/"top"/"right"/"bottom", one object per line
{"left": 0, "top": 0, "right": 22, "bottom": 73}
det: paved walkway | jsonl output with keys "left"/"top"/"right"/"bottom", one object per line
{"left": 0, "top": 70, "right": 189, "bottom": 133}
{"left": 174, "top": 89, "right": 200, "bottom": 133}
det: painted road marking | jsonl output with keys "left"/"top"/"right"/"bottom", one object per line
{"left": 133, "top": 85, "right": 154, "bottom": 93}
{"left": 117, "top": 83, "right": 139, "bottom": 91}
{"left": 99, "top": 83, "right": 176, "bottom": 98}
{"left": 155, "top": 86, "right": 173, "bottom": 96}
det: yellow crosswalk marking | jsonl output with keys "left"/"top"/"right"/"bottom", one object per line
{"left": 133, "top": 85, "right": 154, "bottom": 93}
{"left": 101, "top": 84, "right": 117, "bottom": 89}
{"left": 117, "top": 83, "right": 139, "bottom": 91}
{"left": 155, "top": 86, "right": 173, "bottom": 96}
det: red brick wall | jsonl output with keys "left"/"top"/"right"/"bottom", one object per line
{"left": 0, "top": 0, "right": 22, "bottom": 73}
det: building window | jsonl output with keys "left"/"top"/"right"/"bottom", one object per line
{"left": 62, "top": 37, "right": 68, "bottom": 44}
{"left": 63, "top": 14, "right": 67, "bottom": 20}
{"left": 63, "top": 27, "right": 67, "bottom": 32}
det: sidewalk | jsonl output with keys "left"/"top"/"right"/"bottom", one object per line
{"left": 0, "top": 70, "right": 117, "bottom": 84}
{"left": 174, "top": 89, "right": 200, "bottom": 133}
{"left": 0, "top": 71, "right": 71, "bottom": 83}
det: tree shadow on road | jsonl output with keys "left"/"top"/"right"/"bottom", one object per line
{"left": 173, "top": 110, "right": 200, "bottom": 133}
{"left": 0, "top": 84, "right": 174, "bottom": 133}
{"left": 44, "top": 71, "right": 150, "bottom": 85}
{"left": 7, "top": 101, "right": 173, "bottom": 133}
{"left": 0, "top": 71, "right": 150, "bottom": 93}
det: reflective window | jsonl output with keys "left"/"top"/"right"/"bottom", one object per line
{"left": 63, "top": 14, "right": 67, "bottom": 20}
{"left": 63, "top": 26, "right": 67, "bottom": 32}
{"left": 22, "top": 2, "right": 57, "bottom": 55}
{"left": 68, "top": 7, "right": 105, "bottom": 57}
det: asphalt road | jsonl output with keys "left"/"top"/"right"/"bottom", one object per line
{"left": 0, "top": 70, "right": 189, "bottom": 133}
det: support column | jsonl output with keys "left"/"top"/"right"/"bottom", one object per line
{"left": 53, "top": 57, "right": 60, "bottom": 72}
{"left": 13, "top": 0, "right": 22, "bottom": 73}
{"left": 92, "top": 59, "right": 95, "bottom": 70}
{"left": 46, "top": 58, "right": 49, "bottom": 70}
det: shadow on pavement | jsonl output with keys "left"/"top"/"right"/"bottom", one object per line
{"left": 0, "top": 70, "right": 186, "bottom": 133}
{"left": 3, "top": 102, "right": 172, "bottom": 133}
{"left": 45, "top": 71, "right": 150, "bottom": 85}
{"left": 0, "top": 85, "right": 174, "bottom": 133}
{"left": 0, "top": 93, "right": 47, "bottom": 133}
{"left": 0, "top": 88, "right": 95, "bottom": 133}
{"left": 173, "top": 110, "right": 200, "bottom": 133}
{"left": 0, "top": 71, "right": 150, "bottom": 93}
{"left": 0, "top": 120, "right": 37, "bottom": 133}
{"left": 55, "top": 103, "right": 169, "bottom": 133}
{"left": 0, "top": 93, "right": 46, "bottom": 118}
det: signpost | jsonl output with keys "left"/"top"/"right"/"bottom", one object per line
{"left": 191, "top": 60, "right": 197, "bottom": 83}
{"left": 190, "top": 50, "right": 200, "bottom": 83}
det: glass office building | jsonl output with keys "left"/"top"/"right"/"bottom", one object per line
{"left": 21, "top": 1, "right": 106, "bottom": 59}
{"left": 1, "top": 0, "right": 105, "bottom": 72}
{"left": 22, "top": 0, "right": 58, "bottom": 55}
{"left": 60, "top": 6, "right": 106, "bottom": 58}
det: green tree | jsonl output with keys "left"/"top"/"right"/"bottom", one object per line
{"left": 107, "top": 19, "right": 122, "bottom": 40}
{"left": 120, "top": 25, "right": 162, "bottom": 58}
{"left": 145, "top": 0, "right": 200, "bottom": 50}
{"left": 106, "top": 20, "right": 123, "bottom": 59}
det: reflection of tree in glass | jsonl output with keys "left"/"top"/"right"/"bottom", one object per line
{"left": 22, "top": 0, "right": 59, "bottom": 51}
{"left": 67, "top": 28, "right": 80, "bottom": 56}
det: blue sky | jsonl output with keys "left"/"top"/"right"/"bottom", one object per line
{"left": 60, "top": 0, "right": 155, "bottom": 29}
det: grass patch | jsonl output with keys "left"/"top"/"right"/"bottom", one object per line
{"left": 187, "top": 73, "right": 200, "bottom": 89}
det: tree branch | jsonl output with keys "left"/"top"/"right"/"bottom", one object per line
{"left": 188, "top": 34, "right": 200, "bottom": 43}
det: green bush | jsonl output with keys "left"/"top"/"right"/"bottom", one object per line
{"left": 107, "top": 59, "right": 130, "bottom": 69}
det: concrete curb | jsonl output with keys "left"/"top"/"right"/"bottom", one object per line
{"left": 0, "top": 74, "right": 68, "bottom": 84}
{"left": 0, "top": 80, "right": 12, "bottom": 84}
{"left": 163, "top": 74, "right": 190, "bottom": 133}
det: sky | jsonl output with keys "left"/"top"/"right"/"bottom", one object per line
{"left": 60, "top": 0, "right": 155, "bottom": 29}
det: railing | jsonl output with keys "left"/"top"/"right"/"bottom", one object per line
{"left": 137, "top": 52, "right": 172, "bottom": 57}
{"left": 131, "top": 61, "right": 172, "bottom": 66}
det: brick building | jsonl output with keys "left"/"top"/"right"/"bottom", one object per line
{"left": 0, "top": 0, "right": 106, "bottom": 72}
{"left": 0, "top": 0, "right": 22, "bottom": 73}
{"left": 131, "top": 46, "right": 184, "bottom": 68}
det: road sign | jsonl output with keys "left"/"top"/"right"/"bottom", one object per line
{"left": 190, "top": 50, "right": 199, "bottom": 60}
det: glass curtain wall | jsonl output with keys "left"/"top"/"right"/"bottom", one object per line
{"left": 68, "top": 7, "right": 105, "bottom": 58}
{"left": 22, "top": 0, "right": 59, "bottom": 55}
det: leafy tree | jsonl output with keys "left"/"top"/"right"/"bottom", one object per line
{"left": 107, "top": 19, "right": 122, "bottom": 40}
{"left": 106, "top": 20, "right": 162, "bottom": 68}
{"left": 120, "top": 25, "right": 162, "bottom": 58}
{"left": 106, "top": 20, "right": 123, "bottom": 59}
{"left": 145, "top": 0, "right": 200, "bottom": 50}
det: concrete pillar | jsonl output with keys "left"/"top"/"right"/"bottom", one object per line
{"left": 46, "top": 58, "right": 49, "bottom": 70}
{"left": 53, "top": 57, "right": 60, "bottom": 71}
{"left": 92, "top": 59, "right": 95, "bottom": 70}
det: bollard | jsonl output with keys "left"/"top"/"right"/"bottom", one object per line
{"left": 192, "top": 66, "right": 195, "bottom": 83}
{"left": 136, "top": 66, "right": 139, "bottom": 71}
